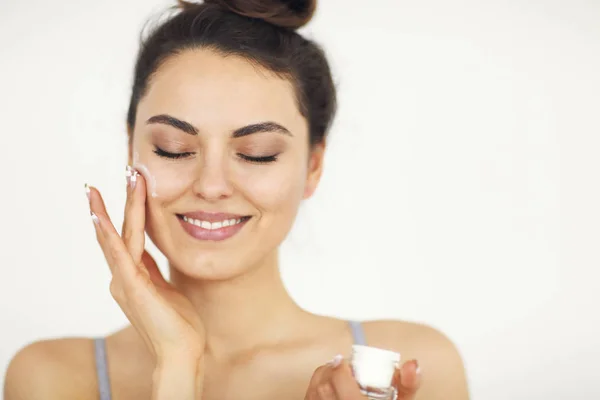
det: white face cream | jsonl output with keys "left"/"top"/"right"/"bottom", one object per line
{"left": 350, "top": 345, "right": 401, "bottom": 399}
{"left": 133, "top": 151, "right": 158, "bottom": 198}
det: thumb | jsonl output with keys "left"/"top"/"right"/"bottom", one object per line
{"left": 393, "top": 360, "right": 421, "bottom": 399}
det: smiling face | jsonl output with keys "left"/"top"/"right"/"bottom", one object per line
{"left": 129, "top": 49, "right": 324, "bottom": 279}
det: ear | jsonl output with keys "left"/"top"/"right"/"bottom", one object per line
{"left": 303, "top": 142, "right": 326, "bottom": 199}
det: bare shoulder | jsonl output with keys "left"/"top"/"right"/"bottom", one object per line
{"left": 362, "top": 320, "right": 470, "bottom": 400}
{"left": 361, "top": 319, "right": 461, "bottom": 357}
{"left": 3, "top": 338, "right": 98, "bottom": 400}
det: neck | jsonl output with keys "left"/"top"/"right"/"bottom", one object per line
{"left": 169, "top": 250, "right": 308, "bottom": 358}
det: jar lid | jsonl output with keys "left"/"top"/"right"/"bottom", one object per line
{"left": 351, "top": 345, "right": 401, "bottom": 389}
{"left": 352, "top": 345, "right": 401, "bottom": 363}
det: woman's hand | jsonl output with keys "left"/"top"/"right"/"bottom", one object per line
{"left": 86, "top": 167, "right": 205, "bottom": 399}
{"left": 304, "top": 355, "right": 421, "bottom": 400}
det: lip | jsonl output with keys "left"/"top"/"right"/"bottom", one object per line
{"left": 176, "top": 212, "right": 251, "bottom": 242}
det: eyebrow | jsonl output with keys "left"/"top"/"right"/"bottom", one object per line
{"left": 147, "top": 114, "right": 199, "bottom": 135}
{"left": 146, "top": 114, "right": 292, "bottom": 138}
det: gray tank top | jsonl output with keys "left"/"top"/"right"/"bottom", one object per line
{"left": 93, "top": 320, "right": 366, "bottom": 400}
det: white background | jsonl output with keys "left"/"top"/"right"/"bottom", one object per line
{"left": 1, "top": 0, "right": 599, "bottom": 399}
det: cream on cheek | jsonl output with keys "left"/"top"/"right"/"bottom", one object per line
{"left": 133, "top": 152, "right": 158, "bottom": 198}
{"left": 133, "top": 150, "right": 197, "bottom": 200}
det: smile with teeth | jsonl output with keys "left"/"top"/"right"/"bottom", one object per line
{"left": 181, "top": 215, "right": 244, "bottom": 230}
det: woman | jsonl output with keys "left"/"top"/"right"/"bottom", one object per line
{"left": 4, "top": 1, "right": 469, "bottom": 399}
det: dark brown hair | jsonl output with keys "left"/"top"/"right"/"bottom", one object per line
{"left": 126, "top": 0, "right": 336, "bottom": 146}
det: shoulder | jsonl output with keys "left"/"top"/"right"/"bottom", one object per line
{"left": 362, "top": 320, "right": 470, "bottom": 400}
{"left": 361, "top": 319, "right": 459, "bottom": 356}
{"left": 3, "top": 338, "right": 99, "bottom": 400}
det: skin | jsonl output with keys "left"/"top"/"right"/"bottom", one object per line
{"left": 3, "top": 49, "right": 470, "bottom": 400}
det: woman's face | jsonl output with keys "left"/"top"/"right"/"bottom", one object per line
{"left": 130, "top": 49, "right": 323, "bottom": 279}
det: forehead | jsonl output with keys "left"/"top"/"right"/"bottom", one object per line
{"left": 136, "top": 49, "right": 305, "bottom": 133}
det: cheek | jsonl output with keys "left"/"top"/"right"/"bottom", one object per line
{"left": 133, "top": 151, "right": 196, "bottom": 201}
{"left": 233, "top": 158, "right": 307, "bottom": 214}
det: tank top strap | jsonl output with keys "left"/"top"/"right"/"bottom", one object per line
{"left": 94, "top": 337, "right": 112, "bottom": 400}
{"left": 348, "top": 320, "right": 367, "bottom": 345}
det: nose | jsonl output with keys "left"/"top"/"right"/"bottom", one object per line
{"left": 191, "top": 151, "right": 234, "bottom": 201}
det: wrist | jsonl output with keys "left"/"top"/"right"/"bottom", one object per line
{"left": 153, "top": 355, "right": 205, "bottom": 400}
{"left": 156, "top": 351, "right": 204, "bottom": 369}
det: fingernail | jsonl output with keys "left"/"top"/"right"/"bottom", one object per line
{"left": 84, "top": 183, "right": 90, "bottom": 201}
{"left": 328, "top": 354, "right": 343, "bottom": 368}
{"left": 90, "top": 212, "right": 99, "bottom": 225}
{"left": 414, "top": 360, "right": 421, "bottom": 375}
{"left": 125, "top": 165, "right": 138, "bottom": 189}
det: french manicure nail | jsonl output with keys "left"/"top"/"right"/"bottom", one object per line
{"left": 328, "top": 354, "right": 344, "bottom": 368}
{"left": 91, "top": 212, "right": 99, "bottom": 225}
{"left": 84, "top": 183, "right": 90, "bottom": 200}
{"left": 130, "top": 173, "right": 137, "bottom": 189}
{"left": 125, "top": 165, "right": 138, "bottom": 189}
{"left": 415, "top": 360, "right": 421, "bottom": 375}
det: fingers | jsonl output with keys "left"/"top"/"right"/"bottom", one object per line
{"left": 87, "top": 184, "right": 114, "bottom": 270}
{"left": 327, "top": 360, "right": 363, "bottom": 399}
{"left": 87, "top": 184, "right": 149, "bottom": 285}
{"left": 315, "top": 382, "right": 337, "bottom": 400}
{"left": 309, "top": 357, "right": 421, "bottom": 400}
{"left": 308, "top": 358, "right": 335, "bottom": 387}
{"left": 122, "top": 166, "right": 147, "bottom": 263}
{"left": 123, "top": 169, "right": 168, "bottom": 288}
{"left": 306, "top": 364, "right": 331, "bottom": 399}
{"left": 393, "top": 360, "right": 421, "bottom": 400}
{"left": 306, "top": 357, "right": 363, "bottom": 400}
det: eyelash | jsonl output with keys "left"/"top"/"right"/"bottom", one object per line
{"left": 153, "top": 147, "right": 194, "bottom": 159}
{"left": 238, "top": 153, "right": 279, "bottom": 164}
{"left": 153, "top": 146, "right": 279, "bottom": 164}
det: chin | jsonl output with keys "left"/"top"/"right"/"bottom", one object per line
{"left": 169, "top": 252, "right": 257, "bottom": 281}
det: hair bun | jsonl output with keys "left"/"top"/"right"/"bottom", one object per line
{"left": 202, "top": 0, "right": 317, "bottom": 29}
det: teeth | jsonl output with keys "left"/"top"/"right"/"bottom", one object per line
{"left": 182, "top": 215, "right": 244, "bottom": 230}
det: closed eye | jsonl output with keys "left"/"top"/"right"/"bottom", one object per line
{"left": 238, "top": 153, "right": 278, "bottom": 164}
{"left": 153, "top": 146, "right": 277, "bottom": 163}
{"left": 153, "top": 146, "right": 195, "bottom": 159}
